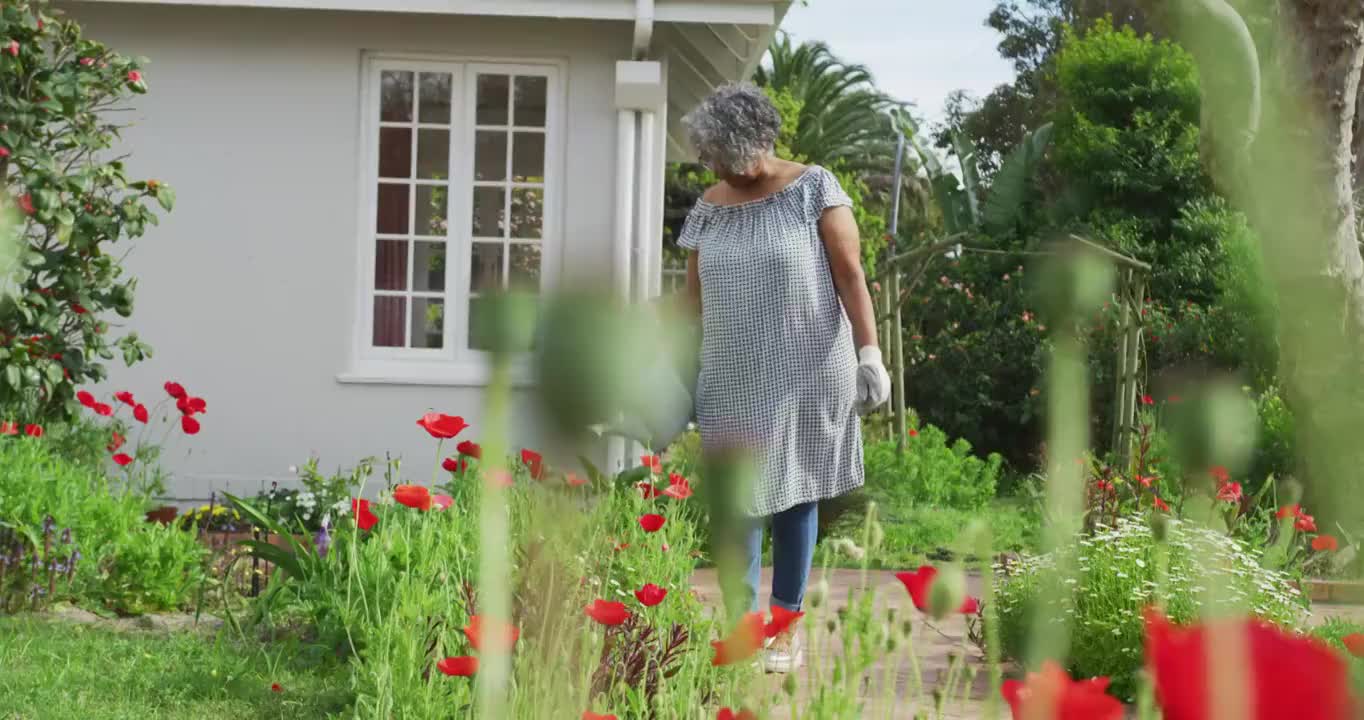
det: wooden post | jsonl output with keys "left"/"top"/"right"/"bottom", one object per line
{"left": 1111, "top": 270, "right": 1132, "bottom": 456}
{"left": 1119, "top": 276, "right": 1145, "bottom": 466}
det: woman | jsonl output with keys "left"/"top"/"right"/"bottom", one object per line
{"left": 679, "top": 84, "right": 891, "bottom": 672}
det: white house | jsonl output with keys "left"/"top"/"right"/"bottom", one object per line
{"left": 64, "top": 0, "right": 791, "bottom": 500}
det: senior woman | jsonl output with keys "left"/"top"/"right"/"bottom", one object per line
{"left": 679, "top": 83, "right": 891, "bottom": 673}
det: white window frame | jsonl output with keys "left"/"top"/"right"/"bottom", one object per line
{"left": 339, "top": 52, "right": 565, "bottom": 386}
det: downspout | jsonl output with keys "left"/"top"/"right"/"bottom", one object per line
{"left": 608, "top": 0, "right": 656, "bottom": 474}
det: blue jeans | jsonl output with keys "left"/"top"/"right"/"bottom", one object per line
{"left": 721, "top": 501, "right": 819, "bottom": 616}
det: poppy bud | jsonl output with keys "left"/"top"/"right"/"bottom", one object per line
{"left": 927, "top": 566, "right": 967, "bottom": 621}
{"left": 868, "top": 520, "right": 885, "bottom": 550}
{"left": 807, "top": 577, "right": 828, "bottom": 608}
{"left": 825, "top": 618, "right": 837, "bottom": 634}
{"left": 782, "top": 673, "right": 797, "bottom": 697}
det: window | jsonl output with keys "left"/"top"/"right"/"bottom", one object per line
{"left": 351, "top": 56, "right": 559, "bottom": 382}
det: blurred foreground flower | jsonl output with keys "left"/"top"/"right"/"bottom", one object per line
{"left": 895, "top": 566, "right": 979, "bottom": 619}
{"left": 1000, "top": 661, "right": 1121, "bottom": 720}
{"left": 712, "top": 612, "right": 765, "bottom": 666}
{"left": 463, "top": 615, "right": 519, "bottom": 652}
{"left": 436, "top": 656, "right": 477, "bottom": 677}
{"left": 1145, "top": 609, "right": 1352, "bottom": 720}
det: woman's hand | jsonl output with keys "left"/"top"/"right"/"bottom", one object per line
{"left": 856, "top": 346, "right": 892, "bottom": 412}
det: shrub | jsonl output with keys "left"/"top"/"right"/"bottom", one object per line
{"left": 995, "top": 517, "right": 1308, "bottom": 701}
{"left": 0, "top": 436, "right": 206, "bottom": 614}
{"left": 863, "top": 418, "right": 1003, "bottom": 510}
{"left": 1310, "top": 617, "right": 1364, "bottom": 695}
{"left": 0, "top": 0, "right": 174, "bottom": 423}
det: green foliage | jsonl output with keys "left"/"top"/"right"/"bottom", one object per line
{"left": 1250, "top": 387, "right": 1295, "bottom": 489}
{"left": 0, "top": 615, "right": 352, "bottom": 719}
{"left": 995, "top": 517, "right": 1308, "bottom": 701}
{"left": 1310, "top": 617, "right": 1364, "bottom": 695}
{"left": 983, "top": 122, "right": 1053, "bottom": 235}
{"left": 0, "top": 437, "right": 206, "bottom": 614}
{"left": 863, "top": 420, "right": 1003, "bottom": 510}
{"left": 0, "top": 1, "right": 171, "bottom": 423}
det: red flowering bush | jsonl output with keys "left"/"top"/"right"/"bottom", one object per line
{"left": 0, "top": 0, "right": 174, "bottom": 423}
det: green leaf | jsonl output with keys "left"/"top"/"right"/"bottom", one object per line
{"left": 156, "top": 186, "right": 175, "bottom": 211}
{"left": 3, "top": 365, "right": 20, "bottom": 390}
{"left": 235, "top": 539, "right": 304, "bottom": 580}
{"left": 55, "top": 208, "right": 75, "bottom": 227}
{"left": 983, "top": 122, "right": 1053, "bottom": 235}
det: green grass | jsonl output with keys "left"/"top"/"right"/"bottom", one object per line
{"left": 820, "top": 499, "right": 1040, "bottom": 569}
{"left": 0, "top": 615, "right": 349, "bottom": 720}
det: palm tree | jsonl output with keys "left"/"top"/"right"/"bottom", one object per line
{"left": 753, "top": 35, "right": 903, "bottom": 174}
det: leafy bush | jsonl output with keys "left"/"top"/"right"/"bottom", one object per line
{"left": 0, "top": 0, "right": 174, "bottom": 423}
{"left": 0, "top": 436, "right": 206, "bottom": 614}
{"left": 995, "top": 517, "right": 1308, "bottom": 700}
{"left": 863, "top": 419, "right": 1003, "bottom": 510}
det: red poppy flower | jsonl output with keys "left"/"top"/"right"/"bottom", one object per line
{"left": 565, "top": 472, "right": 589, "bottom": 488}
{"left": 351, "top": 498, "right": 378, "bottom": 530}
{"left": 0, "top": 421, "right": 17, "bottom": 436}
{"left": 663, "top": 474, "right": 693, "bottom": 500}
{"left": 107, "top": 432, "right": 125, "bottom": 452}
{"left": 114, "top": 391, "right": 135, "bottom": 406}
{"left": 17, "top": 193, "right": 33, "bottom": 215}
{"left": 433, "top": 494, "right": 453, "bottom": 511}
{"left": 76, "top": 390, "right": 95, "bottom": 407}
{"left": 70, "top": 302, "right": 87, "bottom": 315}
{"left": 3, "top": 40, "right": 16, "bottom": 57}
{"left": 186, "top": 396, "right": 207, "bottom": 414}
{"left": 113, "top": 453, "right": 134, "bottom": 467}
{"left": 908, "top": 428, "right": 919, "bottom": 437}
{"left": 127, "top": 70, "right": 143, "bottom": 83}
{"left": 23, "top": 424, "right": 42, "bottom": 438}
{"left": 1137, "top": 475, "right": 1155, "bottom": 488}
{"left": 270, "top": 683, "right": 283, "bottom": 693}
{"left": 1153, "top": 496, "right": 1170, "bottom": 512}
{"left": 634, "top": 583, "right": 667, "bottom": 607}
{"left": 442, "top": 457, "right": 460, "bottom": 473}
{"left": 1313, "top": 535, "right": 1340, "bottom": 552}
{"left": 1000, "top": 661, "right": 1121, "bottom": 720}
{"left": 1216, "top": 482, "right": 1242, "bottom": 505}
{"left": 181, "top": 416, "right": 201, "bottom": 435}
{"left": 641, "top": 454, "right": 662, "bottom": 473}
{"left": 1277, "top": 504, "right": 1301, "bottom": 519}
{"left": 637, "top": 481, "right": 662, "bottom": 499}
{"left": 92, "top": 402, "right": 113, "bottom": 417}
{"left": 711, "top": 612, "right": 765, "bottom": 666}
{"left": 638, "top": 514, "right": 666, "bottom": 533}
{"left": 612, "top": 540, "right": 629, "bottom": 552}
{"left": 416, "top": 412, "right": 467, "bottom": 439}
{"left": 133, "top": 404, "right": 149, "bottom": 424}
{"left": 436, "top": 656, "right": 478, "bottom": 677}
{"left": 464, "top": 615, "right": 519, "bottom": 652}
{"left": 393, "top": 484, "right": 432, "bottom": 511}
{"left": 456, "top": 440, "right": 481, "bottom": 458}
{"left": 764, "top": 605, "right": 805, "bottom": 639}
{"left": 894, "top": 566, "right": 979, "bottom": 615}
{"left": 520, "top": 448, "right": 545, "bottom": 479}
{"left": 488, "top": 469, "right": 514, "bottom": 488}
{"left": 718, "top": 710, "right": 757, "bottom": 720}
{"left": 164, "top": 381, "right": 186, "bottom": 399}
{"left": 1297, "top": 513, "right": 1318, "bottom": 533}
{"left": 1144, "top": 609, "right": 1353, "bottom": 720}
{"left": 1342, "top": 633, "right": 1364, "bottom": 658}
{"left": 585, "top": 599, "right": 632, "bottom": 626}
{"left": 1141, "top": 394, "right": 1155, "bottom": 406}
{"left": 1210, "top": 466, "right": 1230, "bottom": 483}
{"left": 582, "top": 713, "right": 616, "bottom": 720}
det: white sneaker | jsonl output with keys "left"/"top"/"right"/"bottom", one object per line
{"left": 762, "top": 629, "right": 803, "bottom": 673}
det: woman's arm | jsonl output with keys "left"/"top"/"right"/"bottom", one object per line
{"left": 819, "top": 206, "right": 878, "bottom": 349}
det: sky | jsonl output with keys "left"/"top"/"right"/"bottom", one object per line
{"left": 777, "top": 0, "right": 1017, "bottom": 129}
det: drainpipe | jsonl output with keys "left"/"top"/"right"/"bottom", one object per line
{"left": 607, "top": 0, "right": 660, "bottom": 474}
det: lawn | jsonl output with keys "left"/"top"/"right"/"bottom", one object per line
{"left": 0, "top": 615, "right": 349, "bottom": 720}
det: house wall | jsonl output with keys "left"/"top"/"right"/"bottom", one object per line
{"left": 61, "top": 2, "right": 633, "bottom": 501}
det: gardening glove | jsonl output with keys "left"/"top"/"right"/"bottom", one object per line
{"left": 856, "top": 346, "right": 892, "bottom": 414}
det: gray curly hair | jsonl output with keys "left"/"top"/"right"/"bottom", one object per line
{"left": 682, "top": 83, "right": 782, "bottom": 175}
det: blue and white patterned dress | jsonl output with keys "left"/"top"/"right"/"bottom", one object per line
{"left": 678, "top": 165, "right": 864, "bottom": 517}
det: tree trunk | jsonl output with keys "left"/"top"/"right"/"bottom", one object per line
{"left": 1172, "top": 0, "right": 1364, "bottom": 523}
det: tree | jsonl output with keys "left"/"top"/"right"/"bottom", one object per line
{"left": 1161, "top": 0, "right": 1364, "bottom": 518}
{"left": 0, "top": 1, "right": 172, "bottom": 423}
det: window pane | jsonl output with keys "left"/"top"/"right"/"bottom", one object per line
{"left": 474, "top": 131, "right": 508, "bottom": 181}
{"left": 511, "top": 132, "right": 544, "bottom": 182}
{"left": 374, "top": 239, "right": 408, "bottom": 291}
{"left": 470, "top": 242, "right": 503, "bottom": 292}
{"left": 373, "top": 295, "right": 406, "bottom": 347}
{"left": 378, "top": 127, "right": 412, "bottom": 179}
{"left": 476, "top": 74, "right": 510, "bottom": 126}
{"left": 413, "top": 241, "right": 446, "bottom": 293}
{"left": 376, "top": 183, "right": 410, "bottom": 234}
{"left": 467, "top": 296, "right": 491, "bottom": 351}
{"left": 415, "top": 185, "right": 448, "bottom": 237}
{"left": 471, "top": 187, "right": 506, "bottom": 237}
{"left": 509, "top": 188, "right": 542, "bottom": 240}
{"left": 418, "top": 72, "right": 453, "bottom": 124}
{"left": 509, "top": 243, "right": 541, "bottom": 292}
{"left": 416, "top": 129, "right": 450, "bottom": 180}
{"left": 513, "top": 76, "right": 547, "bottom": 127}
{"left": 411, "top": 297, "right": 444, "bottom": 349}
{"left": 380, "top": 71, "right": 414, "bottom": 122}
